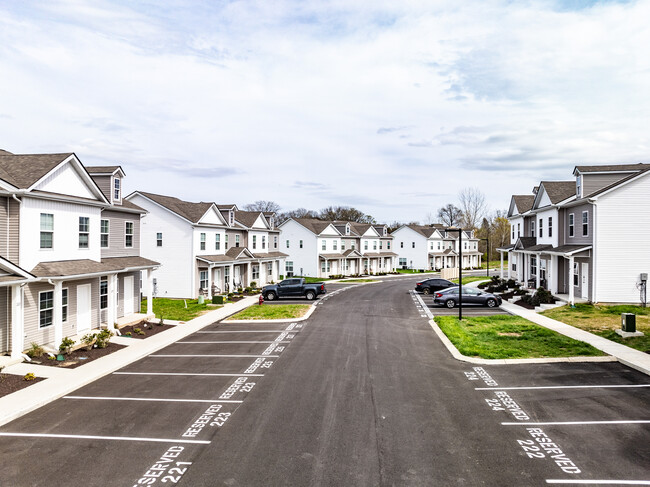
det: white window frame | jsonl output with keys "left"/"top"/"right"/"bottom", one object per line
{"left": 100, "top": 277, "right": 108, "bottom": 310}
{"left": 215, "top": 234, "right": 220, "bottom": 250}
{"left": 40, "top": 213, "right": 54, "bottom": 249}
{"left": 114, "top": 177, "right": 121, "bottom": 201}
{"left": 156, "top": 232, "right": 163, "bottom": 247}
{"left": 322, "top": 240, "right": 326, "bottom": 251}
{"left": 262, "top": 236, "right": 266, "bottom": 249}
{"left": 199, "top": 270, "right": 208, "bottom": 290}
{"left": 235, "top": 235, "right": 240, "bottom": 247}
{"left": 78, "top": 216, "right": 90, "bottom": 249}
{"left": 101, "top": 219, "right": 109, "bottom": 248}
{"left": 62, "top": 288, "right": 68, "bottom": 322}
{"left": 252, "top": 235, "right": 257, "bottom": 250}
{"left": 539, "top": 218, "right": 543, "bottom": 238}
{"left": 200, "top": 232, "right": 206, "bottom": 251}
{"left": 125, "top": 221, "right": 134, "bottom": 248}
{"left": 573, "top": 262, "right": 579, "bottom": 286}
{"left": 548, "top": 217, "right": 552, "bottom": 238}
{"left": 582, "top": 211, "right": 589, "bottom": 237}
{"left": 252, "top": 265, "right": 260, "bottom": 280}
{"left": 569, "top": 213, "right": 575, "bottom": 238}
{"left": 39, "top": 290, "right": 54, "bottom": 328}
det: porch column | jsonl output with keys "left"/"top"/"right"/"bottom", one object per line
{"left": 107, "top": 274, "right": 117, "bottom": 330}
{"left": 146, "top": 269, "right": 154, "bottom": 315}
{"left": 207, "top": 266, "right": 212, "bottom": 294}
{"left": 10, "top": 284, "right": 24, "bottom": 359}
{"left": 507, "top": 252, "right": 512, "bottom": 280}
{"left": 536, "top": 253, "right": 541, "bottom": 289}
{"left": 549, "top": 257, "right": 556, "bottom": 294}
{"left": 53, "top": 281, "right": 63, "bottom": 347}
{"left": 569, "top": 255, "right": 575, "bottom": 305}
{"left": 229, "top": 263, "right": 235, "bottom": 290}
{"left": 500, "top": 252, "right": 504, "bottom": 279}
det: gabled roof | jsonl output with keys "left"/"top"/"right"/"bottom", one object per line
{"left": 31, "top": 257, "right": 159, "bottom": 277}
{"left": 133, "top": 191, "right": 215, "bottom": 224}
{"left": 217, "top": 204, "right": 237, "bottom": 210}
{"left": 0, "top": 256, "right": 35, "bottom": 285}
{"left": 574, "top": 163, "right": 650, "bottom": 174}
{"left": 291, "top": 218, "right": 340, "bottom": 235}
{"left": 0, "top": 153, "right": 74, "bottom": 189}
{"left": 235, "top": 210, "right": 267, "bottom": 229}
{"left": 513, "top": 237, "right": 538, "bottom": 250}
{"left": 86, "top": 165, "right": 126, "bottom": 177}
{"left": 512, "top": 195, "right": 535, "bottom": 214}
{"left": 541, "top": 181, "right": 575, "bottom": 204}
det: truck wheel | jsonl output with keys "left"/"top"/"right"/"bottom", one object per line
{"left": 305, "top": 290, "right": 316, "bottom": 300}
{"left": 266, "top": 292, "right": 277, "bottom": 301}
{"left": 445, "top": 299, "right": 455, "bottom": 309}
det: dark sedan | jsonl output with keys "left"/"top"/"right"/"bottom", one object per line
{"left": 414, "top": 278, "right": 455, "bottom": 295}
{"left": 433, "top": 287, "right": 502, "bottom": 308}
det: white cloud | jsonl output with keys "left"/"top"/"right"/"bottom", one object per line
{"left": 0, "top": 0, "right": 648, "bottom": 223}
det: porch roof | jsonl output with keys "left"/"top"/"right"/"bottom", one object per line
{"left": 517, "top": 244, "right": 554, "bottom": 254}
{"left": 545, "top": 245, "right": 592, "bottom": 256}
{"left": 0, "top": 256, "right": 35, "bottom": 285}
{"left": 361, "top": 251, "right": 398, "bottom": 258}
{"left": 30, "top": 256, "right": 159, "bottom": 278}
{"left": 496, "top": 245, "right": 514, "bottom": 253}
{"left": 252, "top": 251, "right": 288, "bottom": 259}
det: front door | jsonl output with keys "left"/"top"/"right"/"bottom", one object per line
{"left": 234, "top": 266, "right": 241, "bottom": 287}
{"left": 581, "top": 263, "right": 589, "bottom": 300}
{"left": 76, "top": 284, "right": 91, "bottom": 333}
{"left": 124, "top": 276, "right": 134, "bottom": 315}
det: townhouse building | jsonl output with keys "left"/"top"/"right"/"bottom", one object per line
{"left": 0, "top": 151, "right": 158, "bottom": 359}
{"left": 126, "top": 192, "right": 286, "bottom": 298}
{"left": 278, "top": 218, "right": 396, "bottom": 278}
{"left": 501, "top": 163, "right": 650, "bottom": 304}
{"left": 391, "top": 224, "right": 482, "bottom": 271}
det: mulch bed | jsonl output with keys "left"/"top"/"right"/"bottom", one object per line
{"left": 27, "top": 342, "right": 126, "bottom": 369}
{"left": 513, "top": 299, "right": 537, "bottom": 310}
{"left": 118, "top": 322, "right": 175, "bottom": 339}
{"left": 500, "top": 292, "right": 515, "bottom": 300}
{"left": 0, "top": 373, "right": 46, "bottom": 398}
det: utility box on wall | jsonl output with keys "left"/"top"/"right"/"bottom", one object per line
{"left": 621, "top": 313, "right": 636, "bottom": 333}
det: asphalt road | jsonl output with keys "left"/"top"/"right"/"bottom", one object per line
{"left": 1, "top": 276, "right": 649, "bottom": 486}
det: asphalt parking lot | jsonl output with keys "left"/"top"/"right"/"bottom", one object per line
{"left": 0, "top": 317, "right": 308, "bottom": 486}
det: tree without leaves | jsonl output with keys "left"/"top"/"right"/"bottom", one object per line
{"left": 437, "top": 204, "right": 462, "bottom": 227}
{"left": 276, "top": 208, "right": 319, "bottom": 224}
{"left": 242, "top": 200, "right": 281, "bottom": 213}
{"left": 319, "top": 206, "right": 376, "bottom": 224}
{"left": 458, "top": 187, "right": 487, "bottom": 230}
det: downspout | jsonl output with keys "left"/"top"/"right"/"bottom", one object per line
{"left": 11, "top": 193, "right": 22, "bottom": 264}
{"left": 591, "top": 201, "right": 597, "bottom": 303}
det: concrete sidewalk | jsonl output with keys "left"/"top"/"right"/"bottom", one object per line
{"left": 500, "top": 301, "right": 650, "bottom": 376}
{"left": 0, "top": 296, "right": 259, "bottom": 427}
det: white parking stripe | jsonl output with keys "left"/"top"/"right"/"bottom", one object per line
{"left": 64, "top": 396, "right": 243, "bottom": 404}
{"left": 546, "top": 480, "right": 650, "bottom": 485}
{"left": 176, "top": 341, "right": 289, "bottom": 344}
{"left": 0, "top": 432, "right": 210, "bottom": 444}
{"left": 502, "top": 420, "right": 650, "bottom": 426}
{"left": 113, "top": 372, "right": 264, "bottom": 377}
{"left": 198, "top": 330, "right": 298, "bottom": 333}
{"left": 476, "top": 385, "right": 650, "bottom": 391}
{"left": 151, "top": 354, "right": 280, "bottom": 358}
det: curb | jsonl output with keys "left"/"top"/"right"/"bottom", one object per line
{"left": 0, "top": 296, "right": 259, "bottom": 427}
{"left": 224, "top": 301, "right": 319, "bottom": 323}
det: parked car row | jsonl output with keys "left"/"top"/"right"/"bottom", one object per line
{"left": 415, "top": 280, "right": 502, "bottom": 308}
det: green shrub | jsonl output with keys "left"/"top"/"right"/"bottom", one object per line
{"left": 133, "top": 327, "right": 145, "bottom": 336}
{"left": 81, "top": 333, "right": 97, "bottom": 350}
{"left": 533, "top": 287, "right": 555, "bottom": 305}
{"left": 23, "top": 372, "right": 36, "bottom": 381}
{"left": 26, "top": 342, "right": 45, "bottom": 358}
{"left": 244, "top": 286, "right": 252, "bottom": 294}
{"left": 250, "top": 281, "right": 257, "bottom": 288}
{"left": 95, "top": 329, "right": 113, "bottom": 348}
{"left": 59, "top": 337, "right": 75, "bottom": 354}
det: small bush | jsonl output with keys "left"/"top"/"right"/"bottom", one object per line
{"left": 95, "top": 329, "right": 113, "bottom": 348}
{"left": 506, "top": 279, "right": 517, "bottom": 288}
{"left": 250, "top": 281, "right": 257, "bottom": 288}
{"left": 26, "top": 342, "right": 45, "bottom": 358}
{"left": 59, "top": 337, "right": 75, "bottom": 354}
{"left": 533, "top": 287, "right": 555, "bottom": 305}
{"left": 244, "top": 287, "right": 253, "bottom": 294}
{"left": 158, "top": 315, "right": 165, "bottom": 326}
{"left": 133, "top": 327, "right": 145, "bottom": 336}
{"left": 23, "top": 372, "right": 36, "bottom": 381}
{"left": 81, "top": 333, "right": 97, "bottom": 350}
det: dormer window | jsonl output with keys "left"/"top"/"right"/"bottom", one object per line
{"left": 576, "top": 174, "right": 582, "bottom": 198}
{"left": 346, "top": 224, "right": 350, "bottom": 235}
{"left": 269, "top": 217, "right": 274, "bottom": 229}
{"left": 229, "top": 211, "right": 234, "bottom": 226}
{"left": 383, "top": 227, "right": 387, "bottom": 236}
{"left": 113, "top": 177, "right": 121, "bottom": 202}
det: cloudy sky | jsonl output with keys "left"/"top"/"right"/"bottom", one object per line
{"left": 1, "top": 0, "right": 648, "bottom": 223}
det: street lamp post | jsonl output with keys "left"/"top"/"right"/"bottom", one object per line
{"left": 447, "top": 226, "right": 463, "bottom": 321}
{"left": 480, "top": 236, "right": 490, "bottom": 278}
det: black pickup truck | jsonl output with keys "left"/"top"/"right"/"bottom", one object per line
{"left": 262, "top": 278, "right": 326, "bottom": 301}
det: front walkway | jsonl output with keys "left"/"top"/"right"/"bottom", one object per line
{"left": 500, "top": 301, "right": 650, "bottom": 377}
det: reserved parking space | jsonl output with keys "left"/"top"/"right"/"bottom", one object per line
{"left": 0, "top": 318, "right": 308, "bottom": 487}
{"left": 462, "top": 363, "right": 650, "bottom": 483}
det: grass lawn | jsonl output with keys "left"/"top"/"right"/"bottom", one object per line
{"left": 296, "top": 276, "right": 330, "bottom": 283}
{"left": 451, "top": 276, "right": 491, "bottom": 285}
{"left": 541, "top": 303, "right": 650, "bottom": 353}
{"left": 227, "top": 304, "right": 311, "bottom": 320}
{"left": 435, "top": 314, "right": 605, "bottom": 359}
{"left": 479, "top": 260, "right": 508, "bottom": 270}
{"left": 141, "top": 298, "right": 217, "bottom": 321}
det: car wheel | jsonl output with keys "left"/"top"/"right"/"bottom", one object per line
{"left": 266, "top": 292, "right": 277, "bottom": 301}
{"left": 445, "top": 299, "right": 455, "bottom": 309}
{"left": 486, "top": 298, "right": 496, "bottom": 308}
{"left": 422, "top": 288, "right": 430, "bottom": 295}
{"left": 305, "top": 291, "right": 316, "bottom": 300}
